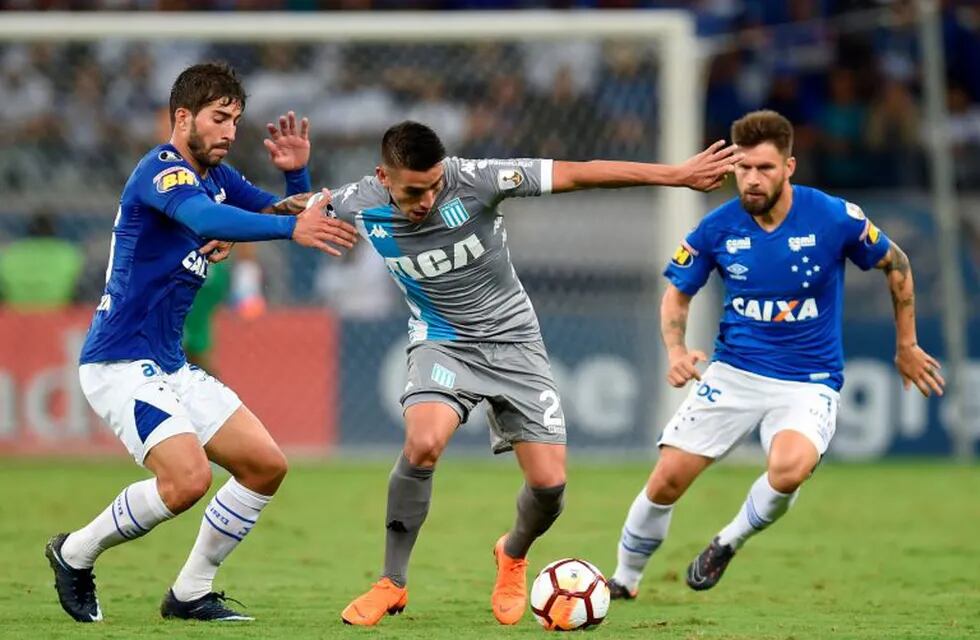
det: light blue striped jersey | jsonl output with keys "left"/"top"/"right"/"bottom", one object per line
{"left": 331, "top": 157, "right": 552, "bottom": 343}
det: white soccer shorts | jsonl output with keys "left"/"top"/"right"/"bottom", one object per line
{"left": 657, "top": 361, "right": 839, "bottom": 459}
{"left": 79, "top": 360, "right": 241, "bottom": 465}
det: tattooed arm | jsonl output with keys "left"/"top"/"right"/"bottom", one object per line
{"left": 661, "top": 284, "right": 707, "bottom": 388}
{"left": 875, "top": 243, "right": 945, "bottom": 396}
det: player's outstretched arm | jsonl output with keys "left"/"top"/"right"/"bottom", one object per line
{"left": 875, "top": 243, "right": 945, "bottom": 397}
{"left": 290, "top": 189, "right": 358, "bottom": 256}
{"left": 551, "top": 140, "right": 741, "bottom": 194}
{"left": 661, "top": 284, "right": 707, "bottom": 388}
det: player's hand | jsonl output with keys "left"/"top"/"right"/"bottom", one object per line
{"left": 895, "top": 343, "right": 945, "bottom": 397}
{"left": 200, "top": 239, "right": 234, "bottom": 263}
{"left": 270, "top": 192, "right": 313, "bottom": 215}
{"left": 264, "top": 110, "right": 310, "bottom": 172}
{"left": 666, "top": 347, "right": 707, "bottom": 388}
{"left": 675, "top": 140, "right": 741, "bottom": 192}
{"left": 292, "top": 189, "right": 358, "bottom": 256}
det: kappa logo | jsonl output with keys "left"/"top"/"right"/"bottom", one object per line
{"left": 788, "top": 234, "right": 817, "bottom": 252}
{"left": 154, "top": 166, "right": 198, "bottom": 193}
{"left": 726, "top": 263, "right": 749, "bottom": 280}
{"left": 732, "top": 296, "right": 819, "bottom": 322}
{"left": 725, "top": 237, "right": 752, "bottom": 254}
{"left": 368, "top": 224, "right": 390, "bottom": 239}
{"left": 497, "top": 168, "right": 524, "bottom": 190}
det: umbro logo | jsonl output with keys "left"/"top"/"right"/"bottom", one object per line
{"left": 726, "top": 263, "right": 749, "bottom": 280}
{"left": 368, "top": 225, "right": 390, "bottom": 239}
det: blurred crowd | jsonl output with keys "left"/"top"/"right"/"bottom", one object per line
{"left": 0, "top": 0, "right": 979, "bottom": 317}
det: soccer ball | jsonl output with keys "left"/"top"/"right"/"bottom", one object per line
{"left": 529, "top": 558, "right": 610, "bottom": 631}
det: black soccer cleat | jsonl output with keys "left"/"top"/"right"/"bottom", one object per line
{"left": 607, "top": 578, "right": 638, "bottom": 601}
{"left": 45, "top": 533, "right": 103, "bottom": 622}
{"left": 686, "top": 536, "right": 736, "bottom": 591}
{"left": 160, "top": 589, "right": 254, "bottom": 621}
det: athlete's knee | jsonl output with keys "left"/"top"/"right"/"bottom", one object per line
{"left": 403, "top": 430, "right": 449, "bottom": 467}
{"left": 237, "top": 445, "right": 289, "bottom": 495}
{"left": 528, "top": 483, "right": 565, "bottom": 519}
{"left": 646, "top": 467, "right": 692, "bottom": 505}
{"left": 767, "top": 456, "right": 814, "bottom": 493}
{"left": 525, "top": 465, "right": 566, "bottom": 488}
{"left": 157, "top": 461, "right": 212, "bottom": 514}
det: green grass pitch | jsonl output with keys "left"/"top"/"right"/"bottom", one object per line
{"left": 2, "top": 458, "right": 978, "bottom": 639}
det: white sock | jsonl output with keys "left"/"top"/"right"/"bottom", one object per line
{"left": 717, "top": 472, "right": 798, "bottom": 550}
{"left": 60, "top": 478, "right": 174, "bottom": 569}
{"left": 611, "top": 488, "right": 673, "bottom": 592}
{"left": 171, "top": 478, "right": 271, "bottom": 602}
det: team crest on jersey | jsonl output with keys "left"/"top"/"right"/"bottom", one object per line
{"left": 154, "top": 166, "right": 198, "bottom": 193}
{"left": 497, "top": 168, "right": 524, "bottom": 191}
{"left": 671, "top": 242, "right": 696, "bottom": 268}
{"left": 438, "top": 197, "right": 470, "bottom": 228}
{"left": 158, "top": 150, "right": 182, "bottom": 162}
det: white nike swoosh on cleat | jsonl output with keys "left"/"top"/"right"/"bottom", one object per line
{"left": 90, "top": 604, "right": 103, "bottom": 622}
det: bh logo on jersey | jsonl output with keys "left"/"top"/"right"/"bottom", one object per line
{"left": 153, "top": 166, "right": 199, "bottom": 193}
{"left": 385, "top": 233, "right": 486, "bottom": 280}
{"left": 182, "top": 250, "right": 208, "bottom": 279}
{"left": 732, "top": 297, "right": 819, "bottom": 322}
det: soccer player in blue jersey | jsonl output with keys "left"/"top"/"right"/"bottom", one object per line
{"left": 607, "top": 110, "right": 945, "bottom": 599}
{"left": 44, "top": 62, "right": 357, "bottom": 623}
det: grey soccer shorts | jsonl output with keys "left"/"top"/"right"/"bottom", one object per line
{"left": 400, "top": 340, "right": 567, "bottom": 453}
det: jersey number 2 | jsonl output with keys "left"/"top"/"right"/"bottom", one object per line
{"left": 539, "top": 390, "right": 564, "bottom": 428}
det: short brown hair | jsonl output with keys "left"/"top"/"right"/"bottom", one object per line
{"left": 731, "top": 110, "right": 793, "bottom": 156}
{"left": 169, "top": 62, "right": 247, "bottom": 127}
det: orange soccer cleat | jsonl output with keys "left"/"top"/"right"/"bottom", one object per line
{"left": 491, "top": 534, "right": 529, "bottom": 625}
{"left": 341, "top": 577, "right": 408, "bottom": 626}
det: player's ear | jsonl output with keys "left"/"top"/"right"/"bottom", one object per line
{"left": 785, "top": 156, "right": 796, "bottom": 179}
{"left": 376, "top": 165, "right": 389, "bottom": 187}
{"left": 174, "top": 107, "right": 192, "bottom": 131}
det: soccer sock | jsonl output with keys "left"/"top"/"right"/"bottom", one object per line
{"left": 60, "top": 478, "right": 174, "bottom": 569}
{"left": 382, "top": 453, "right": 434, "bottom": 588}
{"left": 611, "top": 488, "right": 673, "bottom": 592}
{"left": 503, "top": 483, "right": 565, "bottom": 559}
{"left": 717, "top": 472, "right": 797, "bottom": 550}
{"left": 171, "top": 477, "right": 271, "bottom": 602}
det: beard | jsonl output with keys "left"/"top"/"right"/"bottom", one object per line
{"left": 740, "top": 183, "right": 783, "bottom": 217}
{"left": 187, "top": 122, "right": 229, "bottom": 169}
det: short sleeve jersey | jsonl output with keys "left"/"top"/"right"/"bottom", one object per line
{"left": 664, "top": 185, "right": 890, "bottom": 390}
{"left": 331, "top": 157, "right": 553, "bottom": 343}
